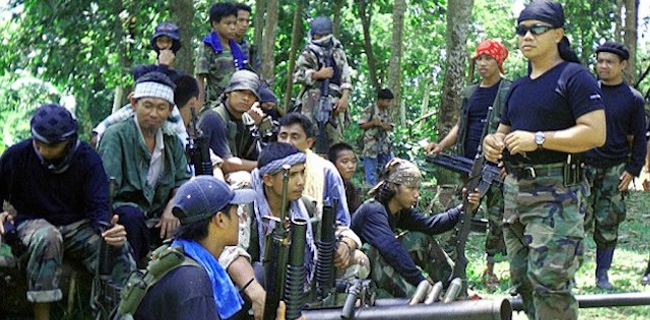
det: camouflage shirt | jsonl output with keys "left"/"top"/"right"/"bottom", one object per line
{"left": 359, "top": 105, "right": 392, "bottom": 158}
{"left": 195, "top": 43, "right": 236, "bottom": 104}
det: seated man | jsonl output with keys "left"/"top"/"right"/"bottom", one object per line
{"left": 93, "top": 22, "right": 187, "bottom": 147}
{"left": 351, "top": 158, "right": 479, "bottom": 298}
{"left": 221, "top": 143, "right": 367, "bottom": 319}
{"left": 98, "top": 72, "right": 192, "bottom": 265}
{"left": 132, "top": 176, "right": 270, "bottom": 320}
{"left": 328, "top": 142, "right": 362, "bottom": 214}
{"left": 0, "top": 104, "right": 134, "bottom": 320}
{"left": 198, "top": 69, "right": 267, "bottom": 187}
{"left": 277, "top": 113, "right": 352, "bottom": 227}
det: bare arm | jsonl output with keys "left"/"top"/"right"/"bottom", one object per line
{"left": 197, "top": 74, "right": 206, "bottom": 108}
{"left": 426, "top": 120, "right": 460, "bottom": 154}
{"left": 227, "top": 257, "right": 265, "bottom": 320}
{"left": 221, "top": 157, "right": 258, "bottom": 174}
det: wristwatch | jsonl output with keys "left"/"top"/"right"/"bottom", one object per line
{"left": 535, "top": 131, "right": 546, "bottom": 149}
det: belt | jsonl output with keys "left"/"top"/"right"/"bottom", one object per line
{"left": 507, "top": 163, "right": 564, "bottom": 180}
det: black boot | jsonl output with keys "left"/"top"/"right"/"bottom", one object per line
{"left": 596, "top": 247, "right": 615, "bottom": 290}
{"left": 642, "top": 257, "right": 650, "bottom": 286}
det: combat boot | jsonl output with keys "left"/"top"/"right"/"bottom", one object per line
{"left": 595, "top": 247, "right": 615, "bottom": 290}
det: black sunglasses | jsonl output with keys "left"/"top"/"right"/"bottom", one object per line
{"left": 515, "top": 24, "right": 555, "bottom": 36}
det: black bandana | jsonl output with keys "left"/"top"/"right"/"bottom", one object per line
{"left": 517, "top": 0, "right": 564, "bottom": 27}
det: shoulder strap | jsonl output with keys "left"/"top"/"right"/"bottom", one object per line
{"left": 117, "top": 245, "right": 200, "bottom": 317}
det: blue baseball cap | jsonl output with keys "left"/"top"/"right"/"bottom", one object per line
{"left": 172, "top": 176, "right": 255, "bottom": 225}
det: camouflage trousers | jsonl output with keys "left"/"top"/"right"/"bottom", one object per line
{"left": 483, "top": 183, "right": 506, "bottom": 263}
{"left": 364, "top": 231, "right": 452, "bottom": 298}
{"left": 503, "top": 171, "right": 584, "bottom": 320}
{"left": 583, "top": 163, "right": 627, "bottom": 249}
{"left": 16, "top": 219, "right": 135, "bottom": 303}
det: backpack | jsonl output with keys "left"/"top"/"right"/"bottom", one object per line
{"left": 115, "top": 244, "right": 200, "bottom": 319}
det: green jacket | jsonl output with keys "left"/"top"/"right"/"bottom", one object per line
{"left": 455, "top": 79, "right": 511, "bottom": 156}
{"left": 98, "top": 118, "right": 191, "bottom": 215}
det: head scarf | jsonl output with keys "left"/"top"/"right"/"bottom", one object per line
{"left": 474, "top": 40, "right": 509, "bottom": 74}
{"left": 517, "top": 0, "right": 580, "bottom": 64}
{"left": 369, "top": 158, "right": 422, "bottom": 195}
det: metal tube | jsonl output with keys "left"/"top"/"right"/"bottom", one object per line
{"left": 424, "top": 281, "right": 443, "bottom": 304}
{"left": 302, "top": 298, "right": 512, "bottom": 320}
{"left": 510, "top": 292, "right": 650, "bottom": 311}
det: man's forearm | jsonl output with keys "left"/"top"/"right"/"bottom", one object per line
{"left": 221, "top": 157, "right": 257, "bottom": 174}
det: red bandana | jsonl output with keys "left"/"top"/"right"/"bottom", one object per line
{"left": 473, "top": 40, "right": 509, "bottom": 74}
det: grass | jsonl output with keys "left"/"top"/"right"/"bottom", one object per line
{"left": 462, "top": 190, "right": 650, "bottom": 319}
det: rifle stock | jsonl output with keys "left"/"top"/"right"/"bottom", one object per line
{"left": 187, "top": 107, "right": 212, "bottom": 176}
{"left": 263, "top": 165, "right": 292, "bottom": 320}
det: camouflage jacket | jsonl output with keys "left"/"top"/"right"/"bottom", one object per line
{"left": 195, "top": 43, "right": 236, "bottom": 104}
{"left": 359, "top": 104, "right": 392, "bottom": 157}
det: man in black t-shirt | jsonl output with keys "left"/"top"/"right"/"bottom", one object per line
{"left": 482, "top": 1, "right": 605, "bottom": 319}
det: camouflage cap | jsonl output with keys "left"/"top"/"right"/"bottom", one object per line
{"left": 224, "top": 70, "right": 261, "bottom": 100}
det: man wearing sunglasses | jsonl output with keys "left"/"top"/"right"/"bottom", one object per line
{"left": 482, "top": 1, "right": 606, "bottom": 320}
{"left": 583, "top": 42, "right": 646, "bottom": 291}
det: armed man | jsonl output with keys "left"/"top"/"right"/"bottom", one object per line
{"left": 293, "top": 16, "right": 352, "bottom": 153}
{"left": 583, "top": 41, "right": 647, "bottom": 290}
{"left": 0, "top": 104, "right": 134, "bottom": 320}
{"left": 426, "top": 39, "right": 511, "bottom": 289}
{"left": 350, "top": 158, "right": 480, "bottom": 298}
{"left": 482, "top": 1, "right": 606, "bottom": 319}
{"left": 359, "top": 88, "right": 395, "bottom": 186}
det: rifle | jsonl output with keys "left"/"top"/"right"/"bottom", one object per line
{"left": 312, "top": 47, "right": 335, "bottom": 155}
{"left": 91, "top": 177, "right": 121, "bottom": 320}
{"left": 186, "top": 107, "right": 212, "bottom": 176}
{"left": 263, "top": 165, "right": 292, "bottom": 320}
{"left": 314, "top": 198, "right": 338, "bottom": 306}
{"left": 448, "top": 107, "right": 495, "bottom": 296}
{"left": 340, "top": 279, "right": 374, "bottom": 320}
{"left": 425, "top": 153, "right": 503, "bottom": 188}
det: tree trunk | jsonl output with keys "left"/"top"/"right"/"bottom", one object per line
{"left": 388, "top": 0, "right": 406, "bottom": 125}
{"left": 333, "top": 0, "right": 344, "bottom": 39}
{"left": 623, "top": 0, "right": 637, "bottom": 83}
{"left": 112, "top": 0, "right": 128, "bottom": 113}
{"left": 284, "top": 0, "right": 305, "bottom": 110}
{"left": 254, "top": 0, "right": 265, "bottom": 48}
{"left": 262, "top": 0, "right": 279, "bottom": 82}
{"left": 438, "top": 0, "right": 474, "bottom": 139}
{"left": 359, "top": 0, "right": 379, "bottom": 92}
{"left": 169, "top": 0, "right": 194, "bottom": 75}
{"left": 614, "top": 0, "right": 624, "bottom": 43}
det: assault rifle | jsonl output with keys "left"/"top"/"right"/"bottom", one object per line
{"left": 263, "top": 165, "right": 292, "bottom": 320}
{"left": 448, "top": 107, "right": 495, "bottom": 296}
{"left": 186, "top": 107, "right": 212, "bottom": 176}
{"left": 285, "top": 219, "right": 308, "bottom": 320}
{"left": 312, "top": 47, "right": 335, "bottom": 155}
{"left": 91, "top": 177, "right": 121, "bottom": 320}
{"left": 425, "top": 154, "right": 503, "bottom": 188}
{"left": 314, "top": 199, "right": 338, "bottom": 306}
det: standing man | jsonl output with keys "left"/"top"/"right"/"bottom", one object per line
{"left": 0, "top": 104, "right": 134, "bottom": 320}
{"left": 196, "top": 2, "right": 249, "bottom": 107}
{"left": 98, "top": 72, "right": 192, "bottom": 265}
{"left": 234, "top": 3, "right": 262, "bottom": 74}
{"left": 482, "top": 1, "right": 606, "bottom": 319}
{"left": 293, "top": 16, "right": 352, "bottom": 151}
{"left": 584, "top": 41, "right": 647, "bottom": 290}
{"left": 426, "top": 40, "right": 511, "bottom": 289}
{"left": 359, "top": 88, "right": 395, "bottom": 186}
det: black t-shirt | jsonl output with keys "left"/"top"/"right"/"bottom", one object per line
{"left": 585, "top": 83, "right": 647, "bottom": 175}
{"left": 199, "top": 107, "right": 258, "bottom": 161}
{"left": 464, "top": 81, "right": 500, "bottom": 158}
{"left": 501, "top": 62, "right": 604, "bottom": 164}
{"left": 135, "top": 265, "right": 219, "bottom": 320}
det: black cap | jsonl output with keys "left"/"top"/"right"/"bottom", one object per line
{"left": 596, "top": 41, "right": 630, "bottom": 61}
{"left": 378, "top": 88, "right": 394, "bottom": 100}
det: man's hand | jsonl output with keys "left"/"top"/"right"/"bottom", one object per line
{"left": 483, "top": 133, "right": 505, "bottom": 163}
{"left": 425, "top": 142, "right": 444, "bottom": 155}
{"left": 102, "top": 214, "right": 127, "bottom": 247}
{"left": 158, "top": 49, "right": 175, "bottom": 67}
{"left": 156, "top": 204, "right": 180, "bottom": 239}
{"left": 334, "top": 96, "right": 349, "bottom": 114}
{"left": 313, "top": 66, "right": 334, "bottom": 80}
{"left": 462, "top": 188, "right": 481, "bottom": 212}
{"left": 504, "top": 131, "right": 537, "bottom": 156}
{"left": 619, "top": 171, "right": 634, "bottom": 192}
{"left": 246, "top": 102, "right": 266, "bottom": 125}
{"left": 334, "top": 240, "right": 353, "bottom": 270}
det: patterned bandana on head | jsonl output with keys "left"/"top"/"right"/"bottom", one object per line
{"left": 258, "top": 153, "right": 306, "bottom": 176}
{"left": 369, "top": 158, "right": 422, "bottom": 195}
{"left": 133, "top": 81, "right": 175, "bottom": 106}
{"left": 474, "top": 40, "right": 509, "bottom": 74}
